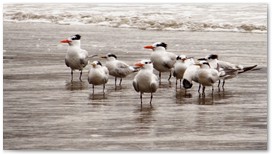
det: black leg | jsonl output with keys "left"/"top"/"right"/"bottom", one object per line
{"left": 218, "top": 80, "right": 221, "bottom": 87}
{"left": 79, "top": 70, "right": 83, "bottom": 82}
{"left": 71, "top": 70, "right": 73, "bottom": 82}
{"left": 202, "top": 86, "right": 205, "bottom": 95}
{"left": 150, "top": 93, "right": 153, "bottom": 106}
{"left": 180, "top": 79, "right": 182, "bottom": 89}
{"left": 119, "top": 78, "right": 122, "bottom": 86}
{"left": 222, "top": 80, "right": 225, "bottom": 88}
{"left": 168, "top": 71, "right": 171, "bottom": 81}
{"left": 103, "top": 84, "right": 105, "bottom": 95}
{"left": 198, "top": 84, "right": 201, "bottom": 93}
{"left": 92, "top": 84, "right": 94, "bottom": 95}
{"left": 159, "top": 72, "right": 161, "bottom": 83}
{"left": 175, "top": 79, "right": 178, "bottom": 89}
{"left": 115, "top": 77, "right": 117, "bottom": 89}
{"left": 212, "top": 86, "right": 214, "bottom": 94}
{"left": 140, "top": 93, "right": 143, "bottom": 107}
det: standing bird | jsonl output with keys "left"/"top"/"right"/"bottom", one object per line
{"left": 183, "top": 63, "right": 201, "bottom": 92}
{"left": 196, "top": 61, "right": 220, "bottom": 95}
{"left": 101, "top": 53, "right": 137, "bottom": 87}
{"left": 88, "top": 61, "right": 109, "bottom": 95}
{"left": 173, "top": 55, "right": 195, "bottom": 88}
{"left": 132, "top": 60, "right": 159, "bottom": 107}
{"left": 60, "top": 34, "right": 88, "bottom": 81}
{"left": 200, "top": 54, "right": 258, "bottom": 88}
{"left": 144, "top": 42, "right": 176, "bottom": 83}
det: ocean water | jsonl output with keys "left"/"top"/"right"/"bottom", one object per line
{"left": 3, "top": 3, "right": 267, "bottom": 33}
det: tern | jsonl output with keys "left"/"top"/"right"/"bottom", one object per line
{"left": 101, "top": 53, "right": 137, "bottom": 87}
{"left": 132, "top": 60, "right": 159, "bottom": 107}
{"left": 144, "top": 42, "right": 176, "bottom": 83}
{"left": 88, "top": 61, "right": 109, "bottom": 95}
{"left": 200, "top": 54, "right": 258, "bottom": 88}
{"left": 196, "top": 61, "right": 220, "bottom": 94}
{"left": 173, "top": 55, "right": 195, "bottom": 88}
{"left": 60, "top": 34, "right": 88, "bottom": 81}
{"left": 182, "top": 63, "right": 201, "bottom": 92}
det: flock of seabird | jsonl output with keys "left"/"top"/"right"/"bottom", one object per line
{"left": 60, "top": 34, "right": 258, "bottom": 106}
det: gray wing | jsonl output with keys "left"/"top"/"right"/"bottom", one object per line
{"left": 133, "top": 80, "right": 139, "bottom": 92}
{"left": 116, "top": 61, "right": 131, "bottom": 76}
{"left": 164, "top": 52, "right": 176, "bottom": 69}
{"left": 79, "top": 49, "right": 89, "bottom": 67}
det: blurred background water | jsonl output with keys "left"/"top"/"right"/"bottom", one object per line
{"left": 4, "top": 3, "right": 267, "bottom": 32}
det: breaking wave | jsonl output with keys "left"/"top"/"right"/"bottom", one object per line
{"left": 3, "top": 4, "right": 267, "bottom": 33}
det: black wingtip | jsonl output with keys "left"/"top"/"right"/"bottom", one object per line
{"left": 240, "top": 65, "right": 258, "bottom": 73}
{"left": 183, "top": 79, "right": 193, "bottom": 89}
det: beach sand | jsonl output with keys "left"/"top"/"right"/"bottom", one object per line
{"left": 3, "top": 22, "right": 267, "bottom": 150}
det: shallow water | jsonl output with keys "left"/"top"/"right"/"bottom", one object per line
{"left": 3, "top": 22, "right": 267, "bottom": 150}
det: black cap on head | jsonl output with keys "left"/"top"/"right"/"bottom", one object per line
{"left": 198, "top": 58, "right": 207, "bottom": 61}
{"left": 208, "top": 54, "right": 218, "bottom": 60}
{"left": 107, "top": 53, "right": 117, "bottom": 59}
{"left": 157, "top": 42, "right": 167, "bottom": 49}
{"left": 71, "top": 34, "right": 81, "bottom": 40}
{"left": 176, "top": 55, "right": 181, "bottom": 60}
{"left": 97, "top": 61, "right": 102, "bottom": 66}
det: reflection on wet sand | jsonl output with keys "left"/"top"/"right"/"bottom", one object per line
{"left": 65, "top": 81, "right": 88, "bottom": 91}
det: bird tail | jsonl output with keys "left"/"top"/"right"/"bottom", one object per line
{"left": 239, "top": 65, "right": 258, "bottom": 74}
{"left": 130, "top": 66, "right": 140, "bottom": 72}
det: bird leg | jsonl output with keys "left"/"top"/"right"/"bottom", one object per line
{"left": 159, "top": 72, "right": 162, "bottom": 84}
{"left": 115, "top": 77, "right": 117, "bottom": 89}
{"left": 222, "top": 80, "right": 225, "bottom": 88}
{"left": 198, "top": 84, "right": 201, "bottom": 93}
{"left": 180, "top": 79, "right": 182, "bottom": 89}
{"left": 218, "top": 80, "right": 221, "bottom": 87}
{"left": 92, "top": 84, "right": 95, "bottom": 95}
{"left": 202, "top": 86, "right": 206, "bottom": 95}
{"left": 119, "top": 78, "right": 122, "bottom": 86}
{"left": 70, "top": 70, "right": 73, "bottom": 82}
{"left": 140, "top": 93, "right": 143, "bottom": 107}
{"left": 150, "top": 93, "right": 153, "bottom": 107}
{"left": 79, "top": 70, "right": 83, "bottom": 82}
{"left": 103, "top": 84, "right": 105, "bottom": 95}
{"left": 168, "top": 71, "right": 172, "bottom": 81}
{"left": 212, "top": 86, "right": 214, "bottom": 94}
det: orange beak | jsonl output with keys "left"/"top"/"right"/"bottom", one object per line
{"left": 144, "top": 45, "right": 154, "bottom": 49}
{"left": 134, "top": 62, "right": 144, "bottom": 68}
{"left": 60, "top": 39, "right": 72, "bottom": 43}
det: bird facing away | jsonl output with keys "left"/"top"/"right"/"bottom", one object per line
{"left": 196, "top": 61, "right": 220, "bottom": 95}
{"left": 88, "top": 61, "right": 109, "bottom": 95}
{"left": 132, "top": 60, "right": 159, "bottom": 107}
{"left": 200, "top": 54, "right": 258, "bottom": 88}
{"left": 144, "top": 42, "right": 176, "bottom": 83}
{"left": 101, "top": 53, "right": 137, "bottom": 88}
{"left": 182, "top": 63, "right": 201, "bottom": 92}
{"left": 60, "top": 34, "right": 88, "bottom": 82}
{"left": 173, "top": 55, "right": 195, "bottom": 88}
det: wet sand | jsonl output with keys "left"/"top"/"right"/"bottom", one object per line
{"left": 3, "top": 22, "right": 267, "bottom": 150}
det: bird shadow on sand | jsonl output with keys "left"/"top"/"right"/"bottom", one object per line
{"left": 88, "top": 92, "right": 107, "bottom": 100}
{"left": 175, "top": 87, "right": 234, "bottom": 105}
{"left": 65, "top": 81, "right": 89, "bottom": 91}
